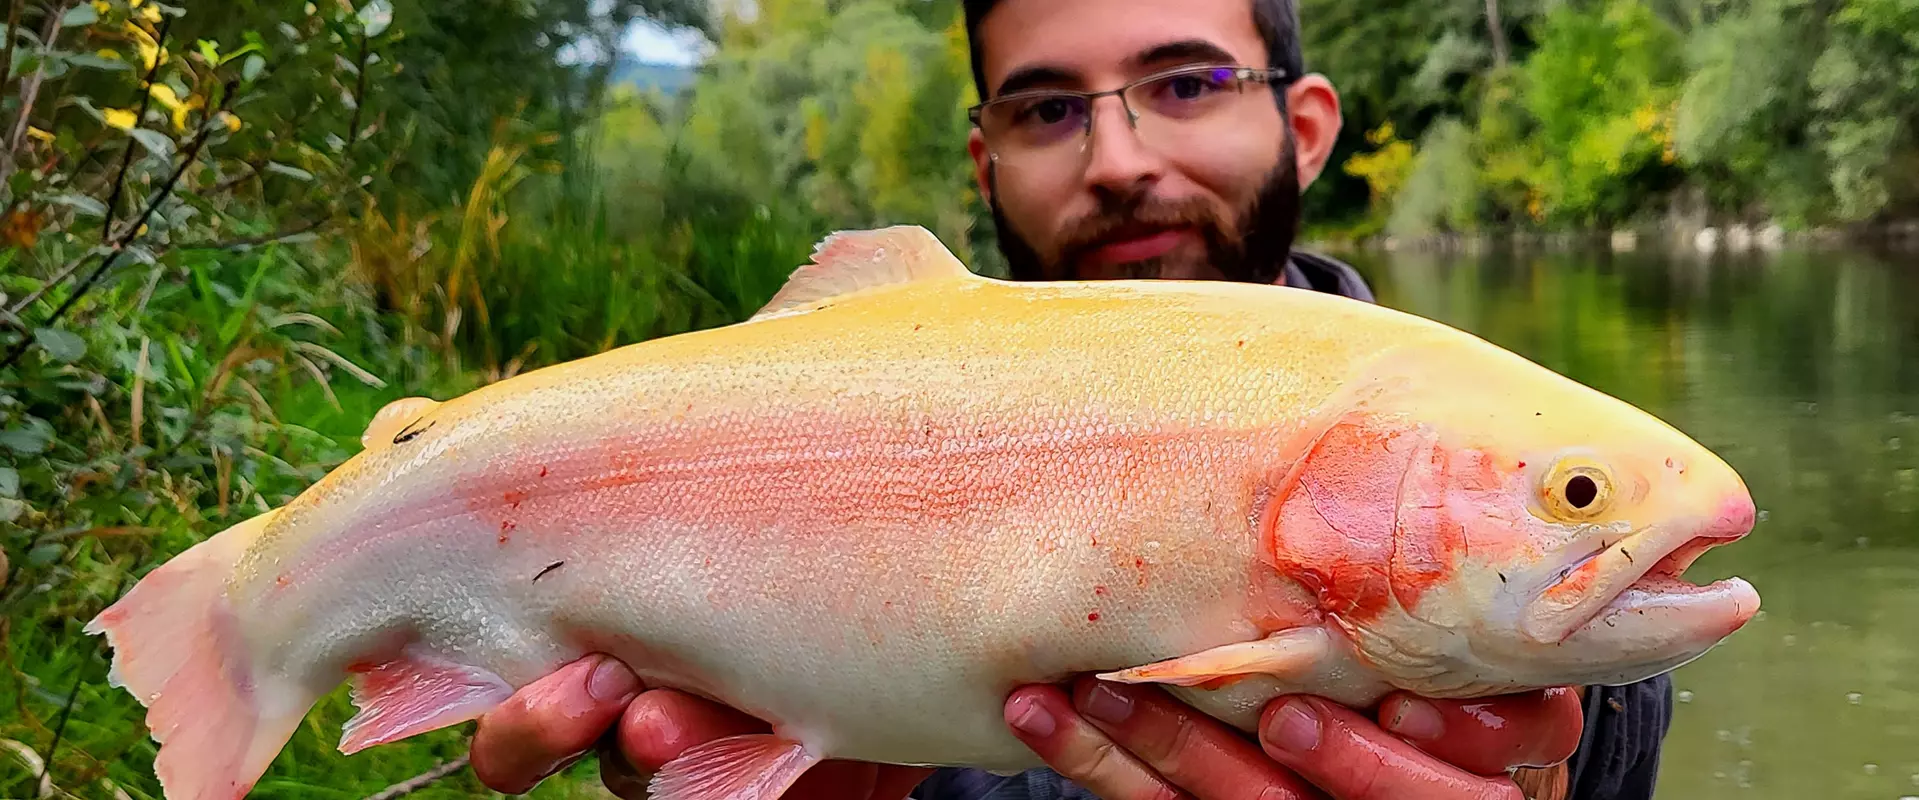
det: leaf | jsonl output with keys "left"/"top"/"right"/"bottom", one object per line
{"left": 0, "top": 467, "right": 17, "bottom": 498}
{"left": 27, "top": 542, "right": 61, "bottom": 567}
{"left": 265, "top": 161, "right": 314, "bottom": 181}
{"left": 0, "top": 498, "right": 23, "bottom": 524}
{"left": 243, "top": 53, "right": 265, "bottom": 81}
{"left": 102, "top": 107, "right": 137, "bottom": 131}
{"left": 33, "top": 327, "right": 86, "bottom": 363}
{"left": 0, "top": 418, "right": 52, "bottom": 455}
{"left": 197, "top": 39, "right": 220, "bottom": 64}
{"left": 48, "top": 193, "right": 107, "bottom": 217}
{"left": 61, "top": 4, "right": 99, "bottom": 26}
{"left": 358, "top": 0, "right": 393, "bottom": 37}
{"left": 65, "top": 53, "right": 131, "bottom": 71}
{"left": 129, "top": 127, "right": 173, "bottom": 157}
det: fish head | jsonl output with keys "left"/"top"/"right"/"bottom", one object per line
{"left": 1266, "top": 338, "right": 1759, "bottom": 696}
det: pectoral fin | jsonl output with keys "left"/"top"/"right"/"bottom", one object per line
{"left": 339, "top": 645, "right": 514, "bottom": 754}
{"left": 647, "top": 733, "right": 821, "bottom": 800}
{"left": 1096, "top": 627, "right": 1332, "bottom": 688}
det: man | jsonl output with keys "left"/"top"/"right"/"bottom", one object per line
{"left": 465, "top": 0, "right": 1676, "bottom": 797}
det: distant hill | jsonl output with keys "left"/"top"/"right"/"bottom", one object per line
{"left": 612, "top": 59, "right": 697, "bottom": 97}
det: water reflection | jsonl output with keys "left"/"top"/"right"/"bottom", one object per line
{"left": 1342, "top": 245, "right": 1919, "bottom": 799}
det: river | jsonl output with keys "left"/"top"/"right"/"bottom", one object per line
{"left": 1336, "top": 244, "right": 1919, "bottom": 799}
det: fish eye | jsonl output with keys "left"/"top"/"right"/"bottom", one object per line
{"left": 1540, "top": 458, "right": 1615, "bottom": 521}
{"left": 1566, "top": 474, "right": 1599, "bottom": 508}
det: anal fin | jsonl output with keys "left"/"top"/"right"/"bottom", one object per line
{"left": 1097, "top": 627, "right": 1332, "bottom": 688}
{"left": 339, "top": 645, "right": 514, "bottom": 754}
{"left": 648, "top": 733, "right": 820, "bottom": 800}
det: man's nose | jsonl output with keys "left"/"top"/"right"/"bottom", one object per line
{"left": 1080, "top": 96, "right": 1163, "bottom": 192}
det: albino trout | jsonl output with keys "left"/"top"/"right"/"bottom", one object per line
{"left": 89, "top": 226, "right": 1760, "bottom": 800}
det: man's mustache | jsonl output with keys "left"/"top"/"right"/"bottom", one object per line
{"left": 1053, "top": 194, "right": 1241, "bottom": 267}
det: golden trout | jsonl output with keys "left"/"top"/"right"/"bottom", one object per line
{"left": 89, "top": 226, "right": 1760, "bottom": 800}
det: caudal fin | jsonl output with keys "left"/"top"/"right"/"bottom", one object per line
{"left": 86, "top": 511, "right": 317, "bottom": 800}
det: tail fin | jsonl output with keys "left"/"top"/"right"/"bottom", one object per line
{"left": 86, "top": 510, "right": 318, "bottom": 800}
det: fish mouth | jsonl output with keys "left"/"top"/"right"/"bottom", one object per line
{"left": 1524, "top": 494, "right": 1759, "bottom": 645}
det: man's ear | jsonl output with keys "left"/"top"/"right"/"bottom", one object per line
{"left": 1284, "top": 74, "right": 1343, "bottom": 190}
{"left": 968, "top": 128, "right": 994, "bottom": 204}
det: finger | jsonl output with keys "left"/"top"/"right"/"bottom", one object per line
{"left": 1260, "top": 696, "right": 1524, "bottom": 800}
{"left": 597, "top": 733, "right": 651, "bottom": 800}
{"left": 609, "top": 689, "right": 920, "bottom": 800}
{"left": 470, "top": 655, "right": 642, "bottom": 794}
{"left": 1069, "top": 677, "right": 1322, "bottom": 800}
{"left": 612, "top": 687, "right": 770, "bottom": 772}
{"left": 1003, "top": 684, "right": 1186, "bottom": 800}
{"left": 1375, "top": 688, "right": 1585, "bottom": 775}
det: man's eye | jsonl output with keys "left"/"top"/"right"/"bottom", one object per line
{"left": 1162, "top": 74, "right": 1229, "bottom": 101}
{"left": 1168, "top": 76, "right": 1212, "bottom": 99}
{"left": 1018, "top": 98, "right": 1077, "bottom": 126}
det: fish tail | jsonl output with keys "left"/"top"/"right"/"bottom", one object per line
{"left": 86, "top": 510, "right": 316, "bottom": 800}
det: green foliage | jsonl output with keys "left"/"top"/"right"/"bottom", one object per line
{"left": 1322, "top": 0, "right": 1919, "bottom": 234}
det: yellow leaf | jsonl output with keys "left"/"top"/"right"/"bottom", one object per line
{"left": 139, "top": 3, "right": 160, "bottom": 22}
{"left": 149, "top": 84, "right": 181, "bottom": 109}
{"left": 103, "top": 108, "right": 137, "bottom": 130}
{"left": 26, "top": 127, "right": 52, "bottom": 143}
{"left": 92, "top": 0, "right": 109, "bottom": 13}
{"left": 219, "top": 112, "right": 241, "bottom": 132}
{"left": 127, "top": 24, "right": 162, "bottom": 70}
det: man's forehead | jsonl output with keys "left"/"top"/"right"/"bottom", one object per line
{"left": 974, "top": 0, "right": 1267, "bottom": 97}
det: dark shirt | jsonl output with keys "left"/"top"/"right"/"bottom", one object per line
{"left": 912, "top": 251, "right": 1674, "bottom": 800}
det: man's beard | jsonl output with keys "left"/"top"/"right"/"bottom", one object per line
{"left": 990, "top": 151, "right": 1302, "bottom": 284}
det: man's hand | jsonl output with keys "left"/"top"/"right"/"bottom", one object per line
{"left": 1004, "top": 675, "right": 1585, "bottom": 800}
{"left": 468, "top": 654, "right": 931, "bottom": 799}
{"left": 470, "top": 655, "right": 1583, "bottom": 800}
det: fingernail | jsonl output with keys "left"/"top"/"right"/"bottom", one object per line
{"left": 1384, "top": 697, "right": 1445, "bottom": 740}
{"left": 1266, "top": 700, "right": 1321, "bottom": 753}
{"left": 1007, "top": 695, "right": 1057, "bottom": 738}
{"left": 1079, "top": 684, "right": 1134, "bottom": 725}
{"left": 588, "top": 657, "right": 641, "bottom": 703}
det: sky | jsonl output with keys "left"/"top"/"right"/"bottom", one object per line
{"left": 622, "top": 17, "right": 711, "bottom": 66}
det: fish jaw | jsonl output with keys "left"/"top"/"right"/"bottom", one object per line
{"left": 1508, "top": 490, "right": 1760, "bottom": 684}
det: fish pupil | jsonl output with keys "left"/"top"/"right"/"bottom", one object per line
{"left": 1566, "top": 475, "right": 1599, "bottom": 508}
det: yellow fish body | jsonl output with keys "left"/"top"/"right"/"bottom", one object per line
{"left": 89, "top": 226, "right": 1759, "bottom": 800}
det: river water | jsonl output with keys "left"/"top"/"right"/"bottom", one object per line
{"left": 1338, "top": 245, "right": 1919, "bottom": 799}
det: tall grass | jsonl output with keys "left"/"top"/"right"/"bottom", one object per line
{"left": 0, "top": 79, "right": 855, "bottom": 796}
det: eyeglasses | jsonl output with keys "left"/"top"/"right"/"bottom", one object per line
{"left": 967, "top": 64, "right": 1291, "bottom": 171}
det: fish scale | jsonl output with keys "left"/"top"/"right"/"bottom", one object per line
{"left": 88, "top": 225, "right": 1760, "bottom": 800}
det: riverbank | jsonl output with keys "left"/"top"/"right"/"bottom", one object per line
{"left": 1308, "top": 218, "right": 1919, "bottom": 258}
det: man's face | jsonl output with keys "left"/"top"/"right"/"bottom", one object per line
{"left": 966, "top": 0, "right": 1343, "bottom": 283}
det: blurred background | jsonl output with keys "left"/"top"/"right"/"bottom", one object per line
{"left": 0, "top": 0, "right": 1912, "bottom": 798}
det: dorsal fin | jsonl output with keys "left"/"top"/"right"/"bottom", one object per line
{"left": 361, "top": 396, "right": 442, "bottom": 451}
{"left": 750, "top": 225, "right": 974, "bottom": 320}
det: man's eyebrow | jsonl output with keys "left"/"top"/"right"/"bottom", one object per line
{"left": 994, "top": 65, "right": 1079, "bottom": 98}
{"left": 1129, "top": 40, "right": 1241, "bottom": 70}
{"left": 989, "top": 40, "right": 1245, "bottom": 100}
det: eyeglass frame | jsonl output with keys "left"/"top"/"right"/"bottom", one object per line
{"left": 965, "top": 63, "right": 1295, "bottom": 150}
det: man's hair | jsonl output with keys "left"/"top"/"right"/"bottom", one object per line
{"left": 960, "top": 0, "right": 1303, "bottom": 102}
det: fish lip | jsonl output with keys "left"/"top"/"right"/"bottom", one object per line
{"left": 1524, "top": 510, "right": 1754, "bottom": 644}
